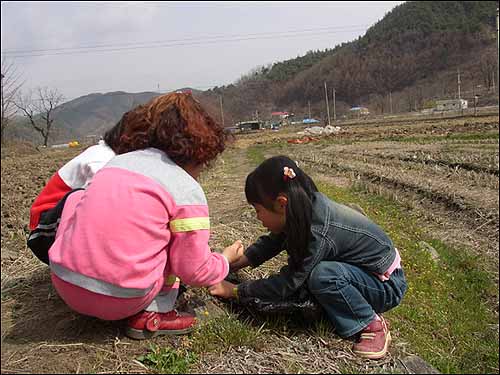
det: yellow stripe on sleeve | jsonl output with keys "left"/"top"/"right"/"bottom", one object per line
{"left": 170, "top": 217, "right": 210, "bottom": 233}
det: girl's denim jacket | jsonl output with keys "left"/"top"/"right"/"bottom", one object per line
{"left": 237, "top": 192, "right": 398, "bottom": 301}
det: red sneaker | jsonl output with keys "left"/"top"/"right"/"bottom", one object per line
{"left": 125, "top": 310, "right": 196, "bottom": 340}
{"left": 352, "top": 316, "right": 391, "bottom": 359}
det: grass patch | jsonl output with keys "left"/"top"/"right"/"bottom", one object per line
{"left": 312, "top": 317, "right": 336, "bottom": 337}
{"left": 246, "top": 144, "right": 267, "bottom": 166}
{"left": 137, "top": 344, "right": 197, "bottom": 374}
{"left": 190, "top": 315, "right": 263, "bottom": 353}
{"left": 317, "top": 181, "right": 499, "bottom": 374}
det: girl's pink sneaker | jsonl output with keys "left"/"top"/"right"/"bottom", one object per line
{"left": 352, "top": 316, "right": 391, "bottom": 359}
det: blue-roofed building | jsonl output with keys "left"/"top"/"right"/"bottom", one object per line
{"left": 302, "top": 118, "right": 320, "bottom": 124}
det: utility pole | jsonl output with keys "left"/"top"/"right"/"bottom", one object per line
{"left": 219, "top": 95, "right": 225, "bottom": 127}
{"left": 497, "top": 7, "right": 499, "bottom": 100}
{"left": 457, "top": 68, "right": 461, "bottom": 100}
{"left": 308, "top": 101, "right": 311, "bottom": 119}
{"left": 1, "top": 73, "right": 4, "bottom": 133}
{"left": 324, "top": 82, "right": 331, "bottom": 126}
{"left": 332, "top": 88, "right": 336, "bottom": 122}
{"left": 389, "top": 91, "right": 393, "bottom": 114}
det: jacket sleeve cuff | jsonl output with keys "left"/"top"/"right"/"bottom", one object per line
{"left": 221, "top": 253, "right": 230, "bottom": 270}
{"left": 236, "top": 280, "right": 251, "bottom": 298}
{"left": 243, "top": 246, "right": 263, "bottom": 268}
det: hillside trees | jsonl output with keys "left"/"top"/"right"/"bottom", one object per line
{"left": 15, "top": 87, "right": 64, "bottom": 146}
{"left": 478, "top": 47, "right": 498, "bottom": 91}
{"left": 275, "top": 23, "right": 491, "bottom": 109}
{"left": 264, "top": 48, "right": 334, "bottom": 82}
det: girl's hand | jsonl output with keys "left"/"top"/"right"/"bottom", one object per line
{"left": 222, "top": 240, "right": 244, "bottom": 264}
{"left": 208, "top": 280, "right": 236, "bottom": 299}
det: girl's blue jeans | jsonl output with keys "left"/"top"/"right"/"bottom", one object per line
{"left": 307, "top": 261, "right": 407, "bottom": 338}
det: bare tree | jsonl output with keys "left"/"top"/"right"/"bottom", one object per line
{"left": 1, "top": 59, "right": 24, "bottom": 144}
{"left": 370, "top": 93, "right": 386, "bottom": 115}
{"left": 479, "top": 50, "right": 497, "bottom": 92}
{"left": 405, "top": 88, "right": 415, "bottom": 112}
{"left": 15, "top": 87, "right": 64, "bottom": 147}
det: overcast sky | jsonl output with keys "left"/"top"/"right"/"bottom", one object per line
{"left": 2, "top": 1, "right": 404, "bottom": 102}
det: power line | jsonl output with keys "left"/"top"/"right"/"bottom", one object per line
{"left": 2, "top": 24, "right": 367, "bottom": 54}
{"left": 2, "top": 27, "right": 366, "bottom": 58}
{"left": 12, "top": 2, "right": 397, "bottom": 9}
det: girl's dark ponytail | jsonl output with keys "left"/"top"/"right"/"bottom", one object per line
{"left": 285, "top": 177, "right": 314, "bottom": 268}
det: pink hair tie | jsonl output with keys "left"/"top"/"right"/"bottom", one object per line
{"left": 283, "top": 166, "right": 297, "bottom": 181}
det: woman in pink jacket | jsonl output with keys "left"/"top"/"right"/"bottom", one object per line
{"left": 48, "top": 92, "right": 242, "bottom": 339}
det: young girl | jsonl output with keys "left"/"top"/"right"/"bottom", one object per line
{"left": 48, "top": 92, "right": 243, "bottom": 339}
{"left": 209, "top": 155, "right": 407, "bottom": 360}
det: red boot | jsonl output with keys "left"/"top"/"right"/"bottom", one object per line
{"left": 352, "top": 316, "right": 391, "bottom": 359}
{"left": 126, "top": 310, "right": 196, "bottom": 340}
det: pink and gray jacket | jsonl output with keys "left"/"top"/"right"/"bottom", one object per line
{"left": 48, "top": 148, "right": 229, "bottom": 309}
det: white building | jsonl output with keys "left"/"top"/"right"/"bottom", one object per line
{"left": 435, "top": 99, "right": 468, "bottom": 111}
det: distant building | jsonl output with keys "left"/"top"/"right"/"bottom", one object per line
{"left": 435, "top": 99, "right": 468, "bottom": 111}
{"left": 271, "top": 111, "right": 291, "bottom": 119}
{"left": 235, "top": 120, "right": 263, "bottom": 132}
{"left": 350, "top": 106, "right": 370, "bottom": 114}
{"left": 271, "top": 111, "right": 294, "bottom": 127}
{"left": 349, "top": 106, "right": 370, "bottom": 118}
{"left": 302, "top": 118, "right": 320, "bottom": 124}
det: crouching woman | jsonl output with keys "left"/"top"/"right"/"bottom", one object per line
{"left": 48, "top": 93, "right": 242, "bottom": 339}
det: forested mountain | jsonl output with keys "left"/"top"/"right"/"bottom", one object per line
{"left": 278, "top": 1, "right": 496, "bottom": 103}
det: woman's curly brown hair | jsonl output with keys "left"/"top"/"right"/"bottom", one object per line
{"left": 104, "top": 93, "right": 228, "bottom": 167}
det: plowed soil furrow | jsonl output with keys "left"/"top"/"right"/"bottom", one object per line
{"left": 296, "top": 152, "right": 498, "bottom": 221}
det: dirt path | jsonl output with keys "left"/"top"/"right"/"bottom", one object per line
{"left": 203, "top": 144, "right": 266, "bottom": 250}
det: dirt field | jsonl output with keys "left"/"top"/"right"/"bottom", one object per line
{"left": 1, "top": 112, "right": 499, "bottom": 373}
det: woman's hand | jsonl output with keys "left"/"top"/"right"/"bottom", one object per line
{"left": 208, "top": 280, "right": 236, "bottom": 299}
{"left": 222, "top": 240, "right": 244, "bottom": 264}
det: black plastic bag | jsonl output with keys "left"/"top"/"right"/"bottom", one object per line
{"left": 225, "top": 272, "right": 325, "bottom": 322}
